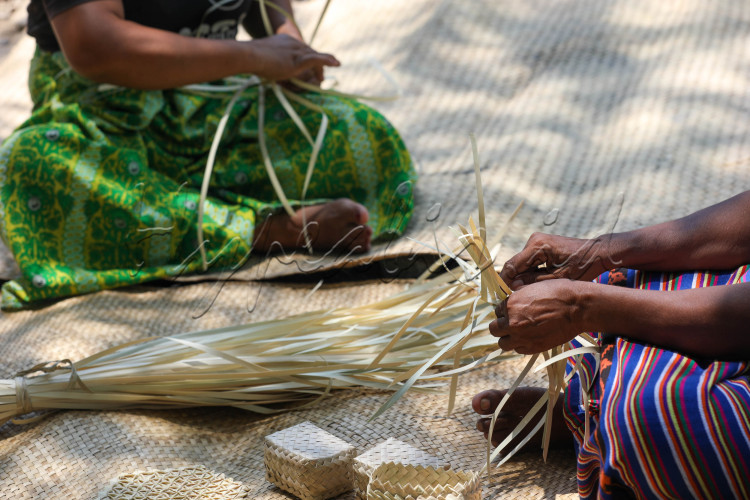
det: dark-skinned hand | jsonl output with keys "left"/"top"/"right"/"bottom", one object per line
{"left": 273, "top": 24, "right": 326, "bottom": 88}
{"left": 249, "top": 34, "right": 339, "bottom": 84}
{"left": 490, "top": 279, "right": 588, "bottom": 354}
{"left": 500, "top": 232, "right": 617, "bottom": 290}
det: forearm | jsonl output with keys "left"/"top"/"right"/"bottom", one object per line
{"left": 51, "top": 2, "right": 260, "bottom": 89}
{"left": 597, "top": 191, "right": 750, "bottom": 271}
{"left": 580, "top": 281, "right": 750, "bottom": 360}
{"left": 74, "top": 25, "right": 253, "bottom": 89}
{"left": 244, "top": 0, "right": 299, "bottom": 39}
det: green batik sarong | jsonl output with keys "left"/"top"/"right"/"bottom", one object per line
{"left": 0, "top": 48, "right": 416, "bottom": 310}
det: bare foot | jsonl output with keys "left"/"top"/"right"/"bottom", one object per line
{"left": 253, "top": 198, "right": 373, "bottom": 253}
{"left": 472, "top": 386, "right": 572, "bottom": 452}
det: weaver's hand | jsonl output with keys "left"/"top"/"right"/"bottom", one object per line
{"left": 274, "top": 22, "right": 324, "bottom": 87}
{"left": 248, "top": 34, "right": 339, "bottom": 83}
{"left": 500, "top": 233, "right": 614, "bottom": 290}
{"left": 489, "top": 280, "right": 587, "bottom": 354}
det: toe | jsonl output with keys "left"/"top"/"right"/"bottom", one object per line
{"left": 331, "top": 198, "right": 369, "bottom": 226}
{"left": 344, "top": 220, "right": 372, "bottom": 254}
{"left": 472, "top": 389, "right": 507, "bottom": 414}
{"left": 476, "top": 416, "right": 521, "bottom": 447}
{"left": 355, "top": 204, "right": 369, "bottom": 225}
{"left": 357, "top": 225, "right": 373, "bottom": 252}
{"left": 349, "top": 230, "right": 371, "bottom": 253}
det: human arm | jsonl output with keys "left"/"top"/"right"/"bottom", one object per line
{"left": 490, "top": 279, "right": 750, "bottom": 360}
{"left": 501, "top": 190, "right": 750, "bottom": 288}
{"left": 48, "top": 0, "right": 338, "bottom": 89}
{"left": 243, "top": 0, "right": 301, "bottom": 40}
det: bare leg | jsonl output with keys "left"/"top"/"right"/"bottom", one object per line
{"left": 472, "top": 386, "right": 572, "bottom": 451}
{"left": 253, "top": 198, "right": 373, "bottom": 253}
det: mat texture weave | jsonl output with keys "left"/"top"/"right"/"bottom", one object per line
{"left": 1, "top": 0, "right": 749, "bottom": 498}
{"left": 1, "top": 0, "right": 749, "bottom": 281}
{"left": 0, "top": 280, "right": 577, "bottom": 499}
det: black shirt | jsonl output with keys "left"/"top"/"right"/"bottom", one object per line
{"left": 27, "top": 0, "right": 252, "bottom": 52}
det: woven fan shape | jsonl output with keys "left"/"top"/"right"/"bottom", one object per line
{"left": 353, "top": 438, "right": 448, "bottom": 500}
{"left": 264, "top": 421, "right": 356, "bottom": 500}
{"left": 367, "top": 464, "right": 481, "bottom": 500}
{"left": 98, "top": 466, "right": 249, "bottom": 499}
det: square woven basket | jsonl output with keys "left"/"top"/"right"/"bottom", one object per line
{"left": 264, "top": 421, "right": 357, "bottom": 500}
{"left": 366, "top": 463, "right": 481, "bottom": 500}
{"left": 353, "top": 438, "right": 448, "bottom": 499}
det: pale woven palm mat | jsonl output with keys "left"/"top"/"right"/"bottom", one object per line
{"left": 0, "top": 279, "right": 577, "bottom": 499}
{"left": 0, "top": 0, "right": 749, "bottom": 498}
{"left": 2, "top": 0, "right": 749, "bottom": 281}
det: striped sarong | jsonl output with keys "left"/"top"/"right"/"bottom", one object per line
{"left": 564, "top": 266, "right": 750, "bottom": 499}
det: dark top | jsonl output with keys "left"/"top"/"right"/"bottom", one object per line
{"left": 27, "top": 0, "right": 252, "bottom": 52}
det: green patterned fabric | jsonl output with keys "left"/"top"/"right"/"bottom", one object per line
{"left": 0, "top": 48, "right": 416, "bottom": 310}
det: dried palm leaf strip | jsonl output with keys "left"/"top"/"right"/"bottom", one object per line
{"left": 1, "top": 271, "right": 515, "bottom": 426}
{"left": 372, "top": 135, "right": 601, "bottom": 475}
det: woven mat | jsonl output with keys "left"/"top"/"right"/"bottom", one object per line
{"left": 1, "top": 0, "right": 749, "bottom": 498}
{"left": 2, "top": 0, "right": 750, "bottom": 280}
{"left": 0, "top": 279, "right": 576, "bottom": 499}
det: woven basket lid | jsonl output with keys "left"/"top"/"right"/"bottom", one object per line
{"left": 265, "top": 421, "right": 354, "bottom": 460}
{"left": 355, "top": 438, "right": 447, "bottom": 470}
{"left": 98, "top": 466, "right": 248, "bottom": 499}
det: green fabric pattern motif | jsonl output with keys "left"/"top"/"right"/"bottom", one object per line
{"left": 0, "top": 48, "right": 416, "bottom": 310}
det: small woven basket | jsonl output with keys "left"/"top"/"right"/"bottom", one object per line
{"left": 366, "top": 464, "right": 481, "bottom": 500}
{"left": 353, "top": 438, "right": 448, "bottom": 499}
{"left": 264, "top": 421, "right": 357, "bottom": 500}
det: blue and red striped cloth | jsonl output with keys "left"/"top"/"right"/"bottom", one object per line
{"left": 564, "top": 266, "right": 750, "bottom": 499}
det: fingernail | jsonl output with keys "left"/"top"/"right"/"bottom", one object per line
{"left": 480, "top": 398, "right": 490, "bottom": 411}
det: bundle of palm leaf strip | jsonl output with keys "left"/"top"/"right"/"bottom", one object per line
{"left": 0, "top": 270, "right": 518, "bottom": 426}
{"left": 373, "top": 135, "right": 601, "bottom": 471}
